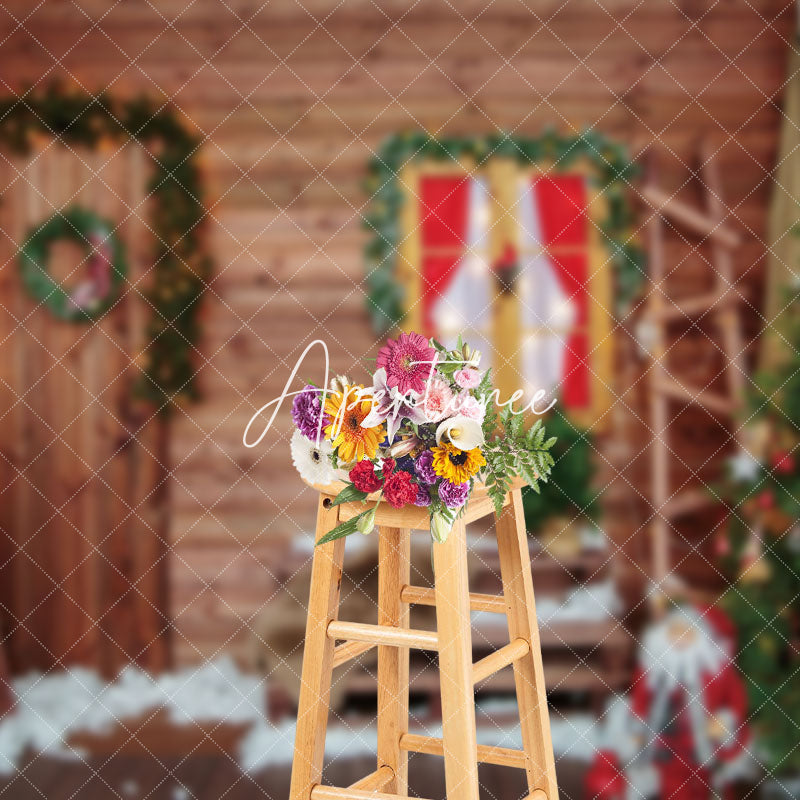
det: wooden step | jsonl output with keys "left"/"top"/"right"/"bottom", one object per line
{"left": 399, "top": 733, "right": 527, "bottom": 769}
{"left": 650, "top": 289, "right": 744, "bottom": 322}
{"left": 472, "top": 638, "right": 530, "bottom": 684}
{"left": 654, "top": 376, "right": 734, "bottom": 416}
{"left": 400, "top": 585, "right": 506, "bottom": 614}
{"left": 327, "top": 621, "right": 438, "bottom": 651}
{"left": 640, "top": 184, "right": 740, "bottom": 248}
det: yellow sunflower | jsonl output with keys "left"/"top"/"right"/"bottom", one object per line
{"left": 431, "top": 442, "right": 486, "bottom": 484}
{"left": 324, "top": 385, "right": 384, "bottom": 463}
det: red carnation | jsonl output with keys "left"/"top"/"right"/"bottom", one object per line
{"left": 383, "top": 470, "right": 417, "bottom": 509}
{"left": 772, "top": 450, "right": 796, "bottom": 475}
{"left": 381, "top": 458, "right": 396, "bottom": 478}
{"left": 757, "top": 489, "right": 775, "bottom": 510}
{"left": 349, "top": 459, "right": 383, "bottom": 493}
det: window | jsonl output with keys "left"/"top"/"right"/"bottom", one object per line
{"left": 396, "top": 158, "right": 614, "bottom": 427}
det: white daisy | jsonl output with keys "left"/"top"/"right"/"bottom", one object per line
{"left": 290, "top": 428, "right": 336, "bottom": 485}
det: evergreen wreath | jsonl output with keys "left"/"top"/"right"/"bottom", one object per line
{"left": 0, "top": 84, "right": 213, "bottom": 412}
{"left": 363, "top": 130, "right": 644, "bottom": 332}
{"left": 19, "top": 205, "right": 126, "bottom": 322}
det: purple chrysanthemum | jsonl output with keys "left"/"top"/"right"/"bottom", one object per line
{"left": 438, "top": 479, "right": 470, "bottom": 509}
{"left": 414, "top": 450, "right": 437, "bottom": 485}
{"left": 292, "top": 385, "right": 329, "bottom": 441}
{"left": 413, "top": 484, "right": 432, "bottom": 507}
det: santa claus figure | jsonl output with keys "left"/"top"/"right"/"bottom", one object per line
{"left": 629, "top": 604, "right": 753, "bottom": 800}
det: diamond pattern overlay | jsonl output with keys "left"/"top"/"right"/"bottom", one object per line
{"left": 0, "top": 1, "right": 797, "bottom": 799}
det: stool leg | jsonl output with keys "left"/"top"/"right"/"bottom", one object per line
{"left": 496, "top": 488, "right": 558, "bottom": 800}
{"left": 433, "top": 518, "right": 479, "bottom": 800}
{"left": 377, "top": 526, "right": 411, "bottom": 794}
{"left": 289, "top": 496, "right": 346, "bottom": 800}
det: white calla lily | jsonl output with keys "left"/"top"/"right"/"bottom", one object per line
{"left": 435, "top": 415, "right": 484, "bottom": 450}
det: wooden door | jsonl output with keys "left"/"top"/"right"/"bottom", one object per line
{"left": 0, "top": 141, "right": 169, "bottom": 676}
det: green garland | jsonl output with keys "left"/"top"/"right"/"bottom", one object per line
{"left": 19, "top": 205, "right": 126, "bottom": 322}
{"left": 0, "top": 84, "right": 212, "bottom": 411}
{"left": 363, "top": 130, "right": 644, "bottom": 332}
{"left": 720, "top": 286, "right": 800, "bottom": 775}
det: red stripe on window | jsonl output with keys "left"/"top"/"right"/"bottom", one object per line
{"left": 420, "top": 175, "right": 471, "bottom": 336}
{"left": 534, "top": 175, "right": 590, "bottom": 409}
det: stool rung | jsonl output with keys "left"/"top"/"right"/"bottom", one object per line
{"left": 332, "top": 640, "right": 375, "bottom": 668}
{"left": 347, "top": 766, "right": 394, "bottom": 791}
{"left": 399, "top": 733, "right": 528, "bottom": 769}
{"left": 472, "top": 637, "right": 530, "bottom": 684}
{"left": 327, "top": 620, "right": 438, "bottom": 651}
{"left": 312, "top": 787, "right": 432, "bottom": 800}
{"left": 400, "top": 585, "right": 506, "bottom": 614}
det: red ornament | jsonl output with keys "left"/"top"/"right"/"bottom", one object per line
{"left": 714, "top": 532, "right": 731, "bottom": 558}
{"left": 757, "top": 489, "right": 775, "bottom": 510}
{"left": 771, "top": 450, "right": 796, "bottom": 475}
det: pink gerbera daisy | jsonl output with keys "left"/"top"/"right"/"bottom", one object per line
{"left": 376, "top": 332, "right": 436, "bottom": 395}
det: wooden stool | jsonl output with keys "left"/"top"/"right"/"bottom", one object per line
{"left": 289, "top": 479, "right": 557, "bottom": 800}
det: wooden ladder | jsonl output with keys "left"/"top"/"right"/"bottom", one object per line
{"left": 642, "top": 140, "right": 746, "bottom": 600}
{"left": 288, "top": 481, "right": 557, "bottom": 800}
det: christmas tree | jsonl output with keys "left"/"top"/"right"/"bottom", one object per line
{"left": 722, "top": 286, "right": 800, "bottom": 776}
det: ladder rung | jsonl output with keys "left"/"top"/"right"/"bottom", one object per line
{"left": 400, "top": 585, "right": 506, "bottom": 614}
{"left": 661, "top": 487, "right": 716, "bottom": 518}
{"left": 327, "top": 620, "right": 438, "bottom": 651}
{"left": 347, "top": 766, "right": 394, "bottom": 791}
{"left": 641, "top": 184, "right": 740, "bottom": 248}
{"left": 312, "top": 787, "right": 432, "bottom": 800}
{"left": 332, "top": 640, "right": 375, "bottom": 669}
{"left": 650, "top": 290, "right": 743, "bottom": 322}
{"left": 472, "top": 638, "right": 530, "bottom": 684}
{"left": 654, "top": 377, "right": 734, "bottom": 416}
{"left": 399, "top": 733, "right": 528, "bottom": 769}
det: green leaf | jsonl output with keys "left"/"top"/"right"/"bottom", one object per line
{"left": 330, "top": 484, "right": 369, "bottom": 506}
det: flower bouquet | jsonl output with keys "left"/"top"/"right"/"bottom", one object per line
{"left": 289, "top": 332, "right": 557, "bottom": 544}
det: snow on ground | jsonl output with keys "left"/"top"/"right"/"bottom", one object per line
{"left": 0, "top": 656, "right": 613, "bottom": 775}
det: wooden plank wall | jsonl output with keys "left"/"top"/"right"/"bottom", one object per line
{"left": 0, "top": 0, "right": 792, "bottom": 666}
{"left": 0, "top": 143, "right": 169, "bottom": 675}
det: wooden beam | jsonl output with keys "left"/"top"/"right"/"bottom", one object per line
{"left": 326, "top": 621, "right": 438, "bottom": 651}
{"left": 347, "top": 766, "right": 394, "bottom": 792}
{"left": 332, "top": 640, "right": 375, "bottom": 669}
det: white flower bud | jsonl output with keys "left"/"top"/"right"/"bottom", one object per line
{"left": 356, "top": 506, "right": 377, "bottom": 536}
{"left": 430, "top": 512, "right": 452, "bottom": 544}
